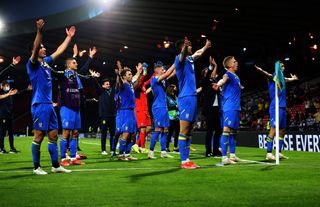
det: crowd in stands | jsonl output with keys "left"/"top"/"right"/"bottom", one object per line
{"left": 194, "top": 79, "right": 320, "bottom": 132}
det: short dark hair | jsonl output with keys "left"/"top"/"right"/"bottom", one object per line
{"left": 65, "top": 58, "right": 75, "bottom": 67}
{"left": 102, "top": 78, "right": 110, "bottom": 85}
{"left": 175, "top": 39, "right": 185, "bottom": 53}
{"left": 166, "top": 84, "right": 176, "bottom": 95}
{"left": 120, "top": 68, "right": 131, "bottom": 78}
{"left": 223, "top": 56, "right": 234, "bottom": 69}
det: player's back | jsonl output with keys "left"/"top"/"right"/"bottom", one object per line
{"left": 174, "top": 55, "right": 197, "bottom": 98}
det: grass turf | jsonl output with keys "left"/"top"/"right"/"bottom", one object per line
{"left": 0, "top": 137, "right": 319, "bottom": 207}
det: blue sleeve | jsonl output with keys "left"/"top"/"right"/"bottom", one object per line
{"left": 174, "top": 55, "right": 182, "bottom": 72}
{"left": 26, "top": 58, "right": 40, "bottom": 71}
{"left": 150, "top": 77, "right": 155, "bottom": 86}
{"left": 43, "top": 56, "right": 53, "bottom": 65}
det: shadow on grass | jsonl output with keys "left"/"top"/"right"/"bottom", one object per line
{"left": 128, "top": 168, "right": 180, "bottom": 182}
{"left": 260, "top": 165, "right": 276, "bottom": 171}
{"left": 0, "top": 173, "right": 34, "bottom": 180}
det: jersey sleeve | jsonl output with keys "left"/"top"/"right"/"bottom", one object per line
{"left": 43, "top": 56, "right": 53, "bottom": 65}
{"left": 174, "top": 55, "right": 182, "bottom": 72}
{"left": 26, "top": 58, "right": 40, "bottom": 71}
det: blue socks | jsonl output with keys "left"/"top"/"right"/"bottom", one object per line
{"left": 267, "top": 136, "right": 284, "bottom": 152}
{"left": 150, "top": 131, "right": 160, "bottom": 151}
{"left": 229, "top": 131, "right": 237, "bottom": 154}
{"left": 220, "top": 131, "right": 230, "bottom": 157}
{"left": 185, "top": 136, "right": 191, "bottom": 159}
{"left": 160, "top": 131, "right": 168, "bottom": 151}
{"left": 279, "top": 137, "right": 284, "bottom": 152}
{"left": 70, "top": 138, "right": 77, "bottom": 159}
{"left": 266, "top": 136, "right": 274, "bottom": 153}
{"left": 32, "top": 140, "right": 41, "bottom": 169}
{"left": 109, "top": 137, "right": 114, "bottom": 152}
{"left": 60, "top": 138, "right": 67, "bottom": 159}
{"left": 126, "top": 140, "right": 134, "bottom": 154}
{"left": 178, "top": 134, "right": 187, "bottom": 162}
{"left": 48, "top": 140, "right": 59, "bottom": 168}
{"left": 119, "top": 138, "right": 126, "bottom": 155}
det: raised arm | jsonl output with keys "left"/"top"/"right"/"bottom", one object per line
{"left": 158, "top": 64, "right": 175, "bottom": 82}
{"left": 285, "top": 73, "right": 298, "bottom": 82}
{"left": 166, "top": 69, "right": 176, "bottom": 80}
{"left": 133, "top": 63, "right": 143, "bottom": 89}
{"left": 179, "top": 37, "right": 191, "bottom": 62}
{"left": 51, "top": 26, "right": 76, "bottom": 61}
{"left": 209, "top": 56, "right": 218, "bottom": 79}
{"left": 0, "top": 56, "right": 21, "bottom": 79}
{"left": 73, "top": 44, "right": 78, "bottom": 58}
{"left": 30, "top": 19, "right": 45, "bottom": 63}
{"left": 192, "top": 39, "right": 211, "bottom": 61}
{"left": 78, "top": 47, "right": 97, "bottom": 75}
{"left": 254, "top": 65, "right": 273, "bottom": 80}
{"left": 212, "top": 74, "right": 229, "bottom": 90}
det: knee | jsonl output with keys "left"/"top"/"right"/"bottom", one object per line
{"left": 34, "top": 130, "right": 45, "bottom": 142}
{"left": 73, "top": 130, "right": 79, "bottom": 138}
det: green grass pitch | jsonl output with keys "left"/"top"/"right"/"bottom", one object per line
{"left": 0, "top": 137, "right": 319, "bottom": 207}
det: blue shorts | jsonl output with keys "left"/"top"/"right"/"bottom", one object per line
{"left": 178, "top": 96, "right": 197, "bottom": 122}
{"left": 60, "top": 106, "right": 81, "bottom": 130}
{"left": 223, "top": 110, "right": 240, "bottom": 130}
{"left": 116, "top": 109, "right": 137, "bottom": 134}
{"left": 152, "top": 107, "right": 170, "bottom": 128}
{"left": 31, "top": 103, "right": 58, "bottom": 131}
{"left": 270, "top": 107, "right": 286, "bottom": 129}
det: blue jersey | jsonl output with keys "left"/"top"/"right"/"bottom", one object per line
{"left": 118, "top": 82, "right": 135, "bottom": 109}
{"left": 150, "top": 76, "right": 167, "bottom": 109}
{"left": 268, "top": 74, "right": 286, "bottom": 109}
{"left": 27, "top": 56, "right": 53, "bottom": 105}
{"left": 174, "top": 54, "right": 197, "bottom": 98}
{"left": 221, "top": 71, "right": 241, "bottom": 112}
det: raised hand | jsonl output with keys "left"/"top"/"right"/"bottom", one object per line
{"left": 73, "top": 44, "right": 78, "bottom": 58}
{"left": 205, "top": 39, "right": 212, "bottom": 49}
{"left": 209, "top": 56, "right": 217, "bottom": 66}
{"left": 290, "top": 73, "right": 298, "bottom": 80}
{"left": 12, "top": 56, "right": 21, "bottom": 65}
{"left": 116, "top": 60, "right": 122, "bottom": 70}
{"left": 89, "top": 47, "right": 97, "bottom": 58}
{"left": 66, "top": 26, "right": 76, "bottom": 37}
{"left": 136, "top": 62, "right": 143, "bottom": 73}
{"left": 89, "top": 69, "right": 100, "bottom": 78}
{"left": 79, "top": 50, "right": 86, "bottom": 57}
{"left": 36, "top": 19, "right": 45, "bottom": 31}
